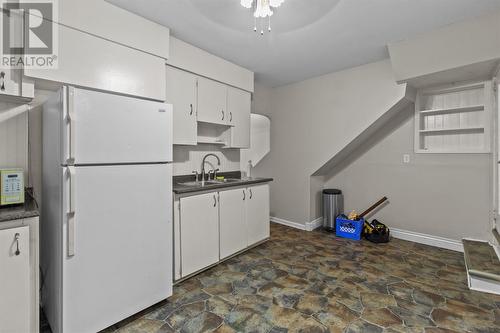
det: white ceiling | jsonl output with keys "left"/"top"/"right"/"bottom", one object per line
{"left": 108, "top": 0, "right": 500, "bottom": 87}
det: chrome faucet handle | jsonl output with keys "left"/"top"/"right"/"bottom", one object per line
{"left": 191, "top": 170, "right": 199, "bottom": 182}
{"left": 208, "top": 169, "right": 215, "bottom": 180}
{"left": 213, "top": 168, "right": 220, "bottom": 180}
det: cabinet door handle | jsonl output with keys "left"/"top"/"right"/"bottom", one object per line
{"left": 230, "top": 112, "right": 233, "bottom": 122}
{"left": 243, "top": 190, "right": 246, "bottom": 201}
{"left": 222, "top": 110, "right": 225, "bottom": 121}
{"left": 0, "top": 72, "right": 5, "bottom": 91}
{"left": 249, "top": 189, "right": 253, "bottom": 199}
{"left": 213, "top": 195, "right": 217, "bottom": 207}
{"left": 14, "top": 233, "right": 20, "bottom": 256}
{"left": 189, "top": 104, "right": 193, "bottom": 115}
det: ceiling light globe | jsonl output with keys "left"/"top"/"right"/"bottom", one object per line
{"left": 240, "top": 0, "right": 253, "bottom": 9}
{"left": 270, "top": 0, "right": 285, "bottom": 7}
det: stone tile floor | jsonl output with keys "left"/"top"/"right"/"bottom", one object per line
{"left": 463, "top": 239, "right": 500, "bottom": 277}
{"left": 47, "top": 223, "right": 500, "bottom": 333}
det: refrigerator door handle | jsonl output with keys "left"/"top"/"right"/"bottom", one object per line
{"left": 66, "top": 87, "right": 76, "bottom": 165}
{"left": 67, "top": 166, "right": 76, "bottom": 257}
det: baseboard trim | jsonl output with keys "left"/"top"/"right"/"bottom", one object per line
{"left": 391, "top": 228, "right": 463, "bottom": 252}
{"left": 307, "top": 217, "right": 323, "bottom": 231}
{"left": 467, "top": 271, "right": 500, "bottom": 295}
{"left": 270, "top": 216, "right": 324, "bottom": 232}
{"left": 271, "top": 217, "right": 463, "bottom": 252}
{"left": 270, "top": 217, "right": 307, "bottom": 231}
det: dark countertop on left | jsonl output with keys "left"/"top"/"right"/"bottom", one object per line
{"left": 0, "top": 196, "right": 39, "bottom": 222}
{"left": 173, "top": 171, "right": 273, "bottom": 194}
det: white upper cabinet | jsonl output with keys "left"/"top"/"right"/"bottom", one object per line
{"left": 25, "top": 23, "right": 166, "bottom": 101}
{"left": 168, "top": 37, "right": 253, "bottom": 92}
{"left": 227, "top": 87, "right": 251, "bottom": 148}
{"left": 219, "top": 188, "right": 247, "bottom": 259}
{"left": 0, "top": 67, "right": 34, "bottom": 100}
{"left": 166, "top": 66, "right": 198, "bottom": 145}
{"left": 31, "top": 0, "right": 170, "bottom": 59}
{"left": 197, "top": 77, "right": 228, "bottom": 125}
{"left": 0, "top": 11, "right": 34, "bottom": 101}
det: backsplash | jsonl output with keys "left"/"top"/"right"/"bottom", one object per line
{"left": 173, "top": 144, "right": 241, "bottom": 176}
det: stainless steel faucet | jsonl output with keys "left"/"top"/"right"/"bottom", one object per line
{"left": 201, "top": 153, "right": 221, "bottom": 181}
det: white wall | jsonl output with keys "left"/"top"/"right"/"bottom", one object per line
{"left": 252, "top": 83, "right": 272, "bottom": 115}
{"left": 324, "top": 106, "right": 492, "bottom": 241}
{"left": 0, "top": 104, "right": 28, "bottom": 173}
{"left": 173, "top": 145, "right": 240, "bottom": 176}
{"left": 0, "top": 91, "right": 54, "bottom": 206}
{"left": 253, "top": 60, "right": 407, "bottom": 224}
{"left": 389, "top": 11, "right": 500, "bottom": 86}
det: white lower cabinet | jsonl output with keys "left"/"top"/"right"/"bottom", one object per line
{"left": 0, "top": 226, "right": 30, "bottom": 333}
{"left": 0, "top": 217, "right": 39, "bottom": 333}
{"left": 180, "top": 192, "right": 219, "bottom": 277}
{"left": 219, "top": 188, "right": 247, "bottom": 259}
{"left": 246, "top": 184, "right": 270, "bottom": 245}
{"left": 176, "top": 183, "right": 270, "bottom": 279}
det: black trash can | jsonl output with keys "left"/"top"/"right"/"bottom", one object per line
{"left": 323, "top": 189, "right": 343, "bottom": 231}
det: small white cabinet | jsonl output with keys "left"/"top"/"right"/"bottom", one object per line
{"left": 0, "top": 217, "right": 39, "bottom": 333}
{"left": 0, "top": 68, "right": 35, "bottom": 101}
{"left": 219, "top": 188, "right": 247, "bottom": 259}
{"left": 166, "top": 66, "right": 198, "bottom": 145}
{"left": 0, "top": 226, "right": 30, "bottom": 333}
{"left": 180, "top": 192, "right": 219, "bottom": 277}
{"left": 246, "top": 184, "right": 270, "bottom": 245}
{"left": 227, "top": 87, "right": 251, "bottom": 148}
{"left": 0, "top": 10, "right": 34, "bottom": 101}
{"left": 197, "top": 77, "right": 227, "bottom": 125}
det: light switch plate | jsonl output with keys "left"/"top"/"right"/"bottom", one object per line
{"left": 403, "top": 154, "right": 410, "bottom": 164}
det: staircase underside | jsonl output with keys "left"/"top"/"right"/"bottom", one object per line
{"left": 463, "top": 239, "right": 500, "bottom": 295}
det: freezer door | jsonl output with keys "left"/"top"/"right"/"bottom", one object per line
{"left": 61, "top": 164, "right": 172, "bottom": 333}
{"left": 62, "top": 87, "right": 173, "bottom": 165}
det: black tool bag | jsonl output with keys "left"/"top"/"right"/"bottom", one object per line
{"left": 363, "top": 219, "right": 390, "bottom": 243}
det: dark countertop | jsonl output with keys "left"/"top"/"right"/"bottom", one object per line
{"left": 0, "top": 195, "right": 39, "bottom": 222}
{"left": 173, "top": 171, "right": 273, "bottom": 194}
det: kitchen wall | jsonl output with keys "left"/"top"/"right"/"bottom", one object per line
{"left": 252, "top": 83, "right": 272, "bottom": 116}
{"left": 252, "top": 59, "right": 407, "bottom": 225}
{"left": 0, "top": 90, "right": 55, "bottom": 206}
{"left": 324, "top": 105, "right": 492, "bottom": 241}
{"left": 0, "top": 103, "right": 28, "bottom": 174}
{"left": 173, "top": 145, "right": 240, "bottom": 176}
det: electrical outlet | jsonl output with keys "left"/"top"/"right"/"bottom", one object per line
{"left": 403, "top": 154, "right": 410, "bottom": 164}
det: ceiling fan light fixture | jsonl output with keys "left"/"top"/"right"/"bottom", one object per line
{"left": 240, "top": 0, "right": 253, "bottom": 9}
{"left": 269, "top": 0, "right": 285, "bottom": 7}
{"left": 241, "top": 0, "right": 286, "bottom": 34}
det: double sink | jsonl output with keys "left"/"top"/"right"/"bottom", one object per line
{"left": 178, "top": 178, "right": 242, "bottom": 187}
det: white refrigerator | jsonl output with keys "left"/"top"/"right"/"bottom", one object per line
{"left": 41, "top": 86, "right": 173, "bottom": 333}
